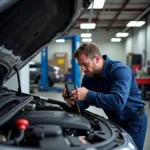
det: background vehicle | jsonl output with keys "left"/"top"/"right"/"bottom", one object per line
{"left": 29, "top": 62, "right": 64, "bottom": 86}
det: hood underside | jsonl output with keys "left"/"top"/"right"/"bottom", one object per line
{"left": 0, "top": 0, "right": 91, "bottom": 85}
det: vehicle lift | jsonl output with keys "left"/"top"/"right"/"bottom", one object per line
{"left": 39, "top": 35, "right": 80, "bottom": 92}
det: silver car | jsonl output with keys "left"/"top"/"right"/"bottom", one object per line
{"left": 29, "top": 62, "right": 64, "bottom": 86}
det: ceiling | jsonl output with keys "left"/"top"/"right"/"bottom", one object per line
{"left": 74, "top": 0, "right": 150, "bottom": 30}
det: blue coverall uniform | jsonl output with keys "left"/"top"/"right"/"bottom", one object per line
{"left": 78, "top": 55, "right": 147, "bottom": 150}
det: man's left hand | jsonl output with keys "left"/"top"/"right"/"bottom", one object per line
{"left": 72, "top": 87, "right": 89, "bottom": 101}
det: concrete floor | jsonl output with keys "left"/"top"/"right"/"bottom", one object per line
{"left": 31, "top": 83, "right": 150, "bottom": 150}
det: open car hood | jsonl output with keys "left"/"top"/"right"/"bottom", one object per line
{"left": 0, "top": 0, "right": 91, "bottom": 85}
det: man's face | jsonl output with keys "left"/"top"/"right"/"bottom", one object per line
{"left": 77, "top": 54, "right": 99, "bottom": 77}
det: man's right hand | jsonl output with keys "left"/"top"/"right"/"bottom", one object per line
{"left": 62, "top": 88, "right": 76, "bottom": 105}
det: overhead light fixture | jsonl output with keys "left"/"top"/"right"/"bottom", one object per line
{"left": 126, "top": 21, "right": 145, "bottom": 27}
{"left": 136, "top": 21, "right": 145, "bottom": 27}
{"left": 82, "top": 38, "right": 92, "bottom": 42}
{"left": 55, "top": 39, "right": 65, "bottom": 43}
{"left": 88, "top": 0, "right": 105, "bottom": 9}
{"left": 111, "top": 38, "right": 121, "bottom": 42}
{"left": 116, "top": 32, "right": 129, "bottom": 37}
{"left": 80, "top": 23, "right": 96, "bottom": 29}
{"left": 81, "top": 33, "right": 92, "bottom": 38}
{"left": 127, "top": 21, "right": 137, "bottom": 27}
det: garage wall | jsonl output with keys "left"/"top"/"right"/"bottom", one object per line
{"left": 147, "top": 13, "right": 150, "bottom": 59}
{"left": 75, "top": 29, "right": 125, "bottom": 63}
{"left": 133, "top": 26, "right": 146, "bottom": 54}
{"left": 32, "top": 29, "right": 126, "bottom": 67}
{"left": 32, "top": 41, "right": 72, "bottom": 67}
{"left": 124, "top": 30, "right": 133, "bottom": 55}
{"left": 124, "top": 13, "right": 150, "bottom": 62}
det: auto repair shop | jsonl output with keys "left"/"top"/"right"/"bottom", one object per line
{"left": 1, "top": 0, "right": 150, "bottom": 150}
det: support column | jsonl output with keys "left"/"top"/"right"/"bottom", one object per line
{"left": 72, "top": 35, "right": 80, "bottom": 87}
{"left": 39, "top": 47, "right": 49, "bottom": 90}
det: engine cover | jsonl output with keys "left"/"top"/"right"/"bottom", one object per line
{"left": 10, "top": 111, "right": 92, "bottom": 131}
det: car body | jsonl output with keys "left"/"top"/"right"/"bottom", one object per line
{"left": 29, "top": 62, "right": 64, "bottom": 86}
{"left": 0, "top": 0, "right": 137, "bottom": 150}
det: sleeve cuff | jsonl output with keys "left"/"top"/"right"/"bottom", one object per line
{"left": 86, "top": 90, "right": 97, "bottom": 105}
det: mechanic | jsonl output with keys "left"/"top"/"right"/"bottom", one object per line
{"left": 62, "top": 42, "right": 147, "bottom": 150}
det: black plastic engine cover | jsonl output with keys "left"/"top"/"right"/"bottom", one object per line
{"left": 33, "top": 125, "right": 62, "bottom": 138}
{"left": 10, "top": 111, "right": 92, "bottom": 131}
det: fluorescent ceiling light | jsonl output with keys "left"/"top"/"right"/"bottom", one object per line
{"left": 136, "top": 21, "right": 145, "bottom": 27}
{"left": 81, "top": 33, "right": 92, "bottom": 38}
{"left": 111, "top": 38, "right": 121, "bottom": 42}
{"left": 80, "top": 23, "right": 96, "bottom": 29}
{"left": 55, "top": 39, "right": 65, "bottom": 43}
{"left": 126, "top": 21, "right": 145, "bottom": 27}
{"left": 88, "top": 0, "right": 105, "bottom": 9}
{"left": 116, "top": 32, "right": 129, "bottom": 37}
{"left": 82, "top": 38, "right": 92, "bottom": 42}
{"left": 127, "top": 21, "right": 137, "bottom": 27}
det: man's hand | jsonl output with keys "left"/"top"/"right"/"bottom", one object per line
{"left": 62, "top": 88, "right": 76, "bottom": 105}
{"left": 72, "top": 87, "right": 89, "bottom": 101}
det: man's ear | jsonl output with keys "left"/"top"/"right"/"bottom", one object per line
{"left": 94, "top": 55, "right": 100, "bottom": 63}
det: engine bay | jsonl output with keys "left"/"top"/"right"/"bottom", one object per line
{"left": 0, "top": 86, "right": 128, "bottom": 150}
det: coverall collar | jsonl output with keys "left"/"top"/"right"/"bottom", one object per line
{"left": 100, "top": 55, "right": 111, "bottom": 78}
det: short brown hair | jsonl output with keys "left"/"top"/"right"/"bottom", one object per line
{"left": 74, "top": 42, "right": 101, "bottom": 59}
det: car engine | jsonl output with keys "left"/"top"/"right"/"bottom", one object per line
{"left": 0, "top": 85, "right": 137, "bottom": 150}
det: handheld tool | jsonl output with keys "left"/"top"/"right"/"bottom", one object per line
{"left": 63, "top": 81, "right": 81, "bottom": 116}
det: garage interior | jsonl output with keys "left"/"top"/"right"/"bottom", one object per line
{"left": 4, "top": 0, "right": 150, "bottom": 149}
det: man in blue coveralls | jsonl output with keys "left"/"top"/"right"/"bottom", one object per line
{"left": 63, "top": 42, "right": 147, "bottom": 150}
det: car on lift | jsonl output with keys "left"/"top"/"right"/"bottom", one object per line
{"left": 29, "top": 62, "right": 64, "bottom": 86}
{"left": 0, "top": 0, "right": 137, "bottom": 150}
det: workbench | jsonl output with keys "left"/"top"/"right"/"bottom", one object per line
{"left": 136, "top": 77, "right": 150, "bottom": 85}
{"left": 136, "top": 77, "right": 150, "bottom": 108}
